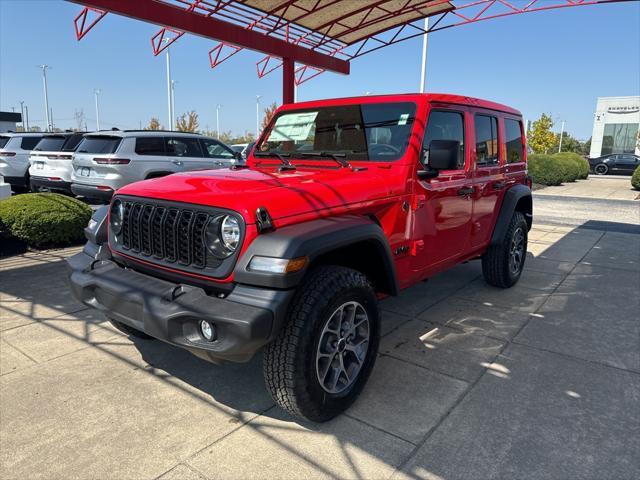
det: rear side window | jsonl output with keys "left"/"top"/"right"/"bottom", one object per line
{"left": 33, "top": 136, "right": 66, "bottom": 152}
{"left": 474, "top": 115, "right": 499, "bottom": 166}
{"left": 135, "top": 137, "right": 165, "bottom": 156}
{"left": 0, "top": 136, "right": 10, "bottom": 148}
{"left": 201, "top": 138, "right": 235, "bottom": 159}
{"left": 423, "top": 110, "right": 465, "bottom": 169}
{"left": 62, "top": 133, "right": 85, "bottom": 152}
{"left": 166, "top": 137, "right": 202, "bottom": 157}
{"left": 76, "top": 136, "right": 122, "bottom": 154}
{"left": 505, "top": 119, "right": 524, "bottom": 163}
{"left": 21, "top": 136, "right": 43, "bottom": 150}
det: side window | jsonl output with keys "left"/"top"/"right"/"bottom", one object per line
{"left": 166, "top": 137, "right": 202, "bottom": 157}
{"left": 200, "top": 139, "right": 234, "bottom": 159}
{"left": 135, "top": 137, "right": 165, "bottom": 156}
{"left": 423, "top": 110, "right": 465, "bottom": 169}
{"left": 474, "top": 115, "right": 499, "bottom": 166}
{"left": 21, "top": 136, "right": 42, "bottom": 150}
{"left": 504, "top": 119, "right": 524, "bottom": 164}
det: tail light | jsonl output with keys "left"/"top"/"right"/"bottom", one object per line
{"left": 47, "top": 177, "right": 62, "bottom": 181}
{"left": 94, "top": 158, "right": 130, "bottom": 165}
{"left": 0, "top": 152, "right": 16, "bottom": 157}
{"left": 96, "top": 186, "right": 113, "bottom": 191}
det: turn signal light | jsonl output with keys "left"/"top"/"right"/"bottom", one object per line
{"left": 94, "top": 158, "right": 130, "bottom": 165}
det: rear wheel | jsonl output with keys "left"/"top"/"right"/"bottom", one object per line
{"left": 594, "top": 163, "right": 609, "bottom": 175}
{"left": 263, "top": 266, "right": 380, "bottom": 422}
{"left": 108, "top": 318, "right": 155, "bottom": 340}
{"left": 482, "top": 211, "right": 528, "bottom": 288}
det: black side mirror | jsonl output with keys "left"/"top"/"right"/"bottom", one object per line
{"left": 428, "top": 139, "right": 460, "bottom": 170}
{"left": 234, "top": 151, "right": 243, "bottom": 162}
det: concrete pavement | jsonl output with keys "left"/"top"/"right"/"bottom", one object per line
{"left": 1, "top": 221, "right": 639, "bottom": 479}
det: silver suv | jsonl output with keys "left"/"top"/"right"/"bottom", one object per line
{"left": 0, "top": 132, "right": 45, "bottom": 191}
{"left": 70, "top": 131, "right": 238, "bottom": 200}
{"left": 28, "top": 132, "right": 85, "bottom": 194}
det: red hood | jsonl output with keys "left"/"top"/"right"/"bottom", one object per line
{"left": 116, "top": 166, "right": 404, "bottom": 224}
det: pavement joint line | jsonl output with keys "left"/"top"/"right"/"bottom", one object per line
{"left": 509, "top": 340, "right": 640, "bottom": 376}
{"left": 342, "top": 412, "right": 419, "bottom": 447}
{"left": 154, "top": 462, "right": 212, "bottom": 480}
{"left": 1, "top": 336, "right": 40, "bottom": 365}
{"left": 378, "top": 352, "right": 472, "bottom": 385}
{"left": 0, "top": 307, "right": 92, "bottom": 334}
{"left": 390, "top": 228, "right": 608, "bottom": 477}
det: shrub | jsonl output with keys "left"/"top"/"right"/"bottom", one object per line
{"left": 528, "top": 154, "right": 565, "bottom": 186}
{"left": 632, "top": 166, "right": 640, "bottom": 191}
{"left": 554, "top": 152, "right": 590, "bottom": 180}
{"left": 0, "top": 193, "right": 92, "bottom": 247}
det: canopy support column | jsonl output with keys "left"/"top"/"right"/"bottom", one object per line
{"left": 282, "top": 57, "right": 295, "bottom": 104}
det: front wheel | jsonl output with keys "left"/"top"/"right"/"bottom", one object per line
{"left": 593, "top": 163, "right": 609, "bottom": 175}
{"left": 263, "top": 266, "right": 380, "bottom": 422}
{"left": 482, "top": 211, "right": 528, "bottom": 288}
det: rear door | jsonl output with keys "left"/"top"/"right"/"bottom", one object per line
{"left": 165, "top": 136, "right": 206, "bottom": 171}
{"left": 470, "top": 112, "right": 506, "bottom": 248}
{"left": 412, "top": 107, "right": 473, "bottom": 272}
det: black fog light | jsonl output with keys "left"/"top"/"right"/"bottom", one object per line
{"left": 199, "top": 320, "right": 216, "bottom": 342}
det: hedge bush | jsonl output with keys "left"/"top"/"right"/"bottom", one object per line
{"left": 528, "top": 153, "right": 589, "bottom": 186}
{"left": 632, "top": 166, "right": 640, "bottom": 191}
{"left": 0, "top": 193, "right": 92, "bottom": 247}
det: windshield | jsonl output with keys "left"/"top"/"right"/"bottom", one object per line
{"left": 33, "top": 136, "right": 66, "bottom": 152}
{"left": 0, "top": 136, "right": 9, "bottom": 149}
{"left": 76, "top": 135, "right": 122, "bottom": 154}
{"left": 256, "top": 102, "right": 416, "bottom": 162}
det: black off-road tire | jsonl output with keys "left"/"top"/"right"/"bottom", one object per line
{"left": 108, "top": 318, "right": 155, "bottom": 340}
{"left": 263, "top": 266, "right": 380, "bottom": 422}
{"left": 482, "top": 211, "right": 528, "bottom": 288}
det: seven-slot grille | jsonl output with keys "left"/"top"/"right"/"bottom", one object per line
{"left": 118, "top": 200, "right": 212, "bottom": 269}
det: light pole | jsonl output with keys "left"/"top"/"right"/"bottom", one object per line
{"left": 94, "top": 89, "right": 101, "bottom": 131}
{"left": 171, "top": 80, "right": 176, "bottom": 126}
{"left": 256, "top": 95, "right": 261, "bottom": 138}
{"left": 19, "top": 101, "right": 25, "bottom": 132}
{"left": 163, "top": 38, "right": 174, "bottom": 131}
{"left": 24, "top": 105, "right": 29, "bottom": 131}
{"left": 216, "top": 104, "right": 222, "bottom": 139}
{"left": 558, "top": 120, "right": 566, "bottom": 153}
{"left": 39, "top": 65, "right": 51, "bottom": 131}
{"left": 419, "top": 17, "right": 429, "bottom": 93}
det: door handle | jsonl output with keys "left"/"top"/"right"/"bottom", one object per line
{"left": 457, "top": 186, "right": 474, "bottom": 196}
{"left": 492, "top": 181, "right": 506, "bottom": 190}
{"left": 172, "top": 160, "right": 183, "bottom": 166}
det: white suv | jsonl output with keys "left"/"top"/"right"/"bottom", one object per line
{"left": 70, "top": 130, "right": 239, "bottom": 201}
{"left": 0, "top": 132, "right": 45, "bottom": 191}
{"left": 28, "top": 132, "right": 85, "bottom": 194}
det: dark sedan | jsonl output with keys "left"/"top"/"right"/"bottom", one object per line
{"left": 589, "top": 153, "right": 640, "bottom": 175}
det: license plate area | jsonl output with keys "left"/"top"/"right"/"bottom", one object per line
{"left": 80, "top": 166, "right": 91, "bottom": 177}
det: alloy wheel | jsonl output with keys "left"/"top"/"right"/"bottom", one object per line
{"left": 509, "top": 227, "right": 525, "bottom": 276}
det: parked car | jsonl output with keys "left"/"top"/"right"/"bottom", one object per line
{"left": 589, "top": 153, "right": 640, "bottom": 175}
{"left": 28, "top": 132, "right": 86, "bottom": 194}
{"left": 70, "top": 130, "right": 239, "bottom": 201}
{"left": 68, "top": 93, "right": 532, "bottom": 422}
{"left": 241, "top": 141, "right": 255, "bottom": 161}
{"left": 230, "top": 143, "right": 247, "bottom": 153}
{"left": 0, "top": 132, "right": 45, "bottom": 191}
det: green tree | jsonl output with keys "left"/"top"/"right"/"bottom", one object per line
{"left": 528, "top": 113, "right": 556, "bottom": 154}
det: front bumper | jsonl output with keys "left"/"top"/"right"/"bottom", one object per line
{"left": 67, "top": 249, "right": 294, "bottom": 363}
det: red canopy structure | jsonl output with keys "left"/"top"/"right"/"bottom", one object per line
{"left": 71, "top": 0, "right": 632, "bottom": 103}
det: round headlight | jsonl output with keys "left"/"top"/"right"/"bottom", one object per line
{"left": 220, "top": 215, "right": 240, "bottom": 251}
{"left": 110, "top": 199, "right": 124, "bottom": 235}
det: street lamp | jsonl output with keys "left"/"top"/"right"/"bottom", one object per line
{"left": 162, "top": 38, "right": 174, "bottom": 131}
{"left": 38, "top": 65, "right": 51, "bottom": 131}
{"left": 419, "top": 17, "right": 429, "bottom": 93}
{"left": 558, "top": 120, "right": 566, "bottom": 153}
{"left": 256, "top": 95, "right": 261, "bottom": 138}
{"left": 19, "top": 101, "right": 25, "bottom": 132}
{"left": 94, "top": 89, "right": 101, "bottom": 131}
{"left": 171, "top": 80, "right": 176, "bottom": 126}
{"left": 216, "top": 104, "right": 222, "bottom": 139}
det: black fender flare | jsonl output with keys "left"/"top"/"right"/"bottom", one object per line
{"left": 234, "top": 215, "right": 399, "bottom": 294}
{"left": 491, "top": 184, "right": 533, "bottom": 245}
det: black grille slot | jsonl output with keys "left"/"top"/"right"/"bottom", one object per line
{"left": 113, "top": 199, "right": 235, "bottom": 273}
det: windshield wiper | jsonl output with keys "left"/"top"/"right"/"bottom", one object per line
{"left": 296, "top": 151, "right": 352, "bottom": 169}
{"left": 253, "top": 151, "right": 296, "bottom": 171}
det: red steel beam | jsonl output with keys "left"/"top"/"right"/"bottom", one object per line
{"left": 67, "top": 0, "right": 350, "bottom": 74}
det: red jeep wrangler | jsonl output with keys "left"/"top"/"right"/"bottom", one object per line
{"left": 68, "top": 94, "right": 532, "bottom": 422}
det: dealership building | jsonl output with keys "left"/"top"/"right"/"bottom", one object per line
{"left": 589, "top": 96, "right": 640, "bottom": 158}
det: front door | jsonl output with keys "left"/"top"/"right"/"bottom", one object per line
{"left": 165, "top": 136, "right": 207, "bottom": 171}
{"left": 412, "top": 107, "right": 473, "bottom": 272}
{"left": 616, "top": 154, "right": 639, "bottom": 173}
